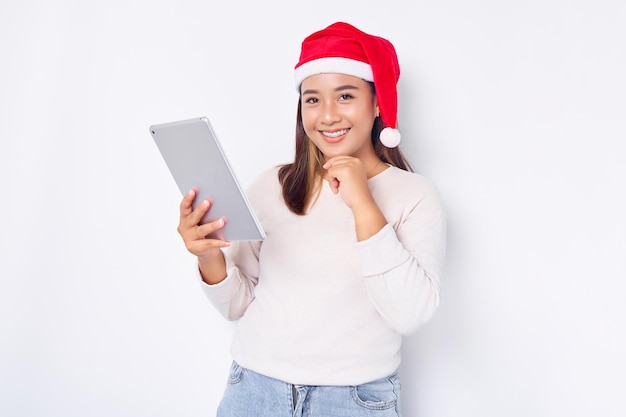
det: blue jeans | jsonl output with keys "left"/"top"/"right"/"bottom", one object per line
{"left": 216, "top": 362, "right": 402, "bottom": 417}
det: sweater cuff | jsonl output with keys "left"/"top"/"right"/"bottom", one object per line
{"left": 197, "top": 256, "right": 242, "bottom": 303}
{"left": 355, "top": 224, "right": 410, "bottom": 276}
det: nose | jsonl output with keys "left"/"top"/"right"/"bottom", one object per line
{"left": 321, "top": 101, "right": 341, "bottom": 124}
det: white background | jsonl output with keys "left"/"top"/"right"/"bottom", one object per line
{"left": 1, "top": 1, "right": 625, "bottom": 416}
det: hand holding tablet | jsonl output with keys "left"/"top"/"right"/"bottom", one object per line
{"left": 149, "top": 117, "right": 265, "bottom": 241}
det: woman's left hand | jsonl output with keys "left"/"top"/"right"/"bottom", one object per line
{"left": 323, "top": 155, "right": 372, "bottom": 210}
{"left": 323, "top": 155, "right": 388, "bottom": 240}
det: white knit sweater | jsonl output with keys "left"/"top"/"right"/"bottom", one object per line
{"left": 199, "top": 165, "right": 446, "bottom": 385}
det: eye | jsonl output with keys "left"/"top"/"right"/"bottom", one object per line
{"left": 338, "top": 93, "right": 354, "bottom": 101}
{"left": 303, "top": 96, "right": 319, "bottom": 104}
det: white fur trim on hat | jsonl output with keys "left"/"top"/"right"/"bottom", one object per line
{"left": 294, "top": 57, "right": 373, "bottom": 89}
{"left": 380, "top": 127, "right": 401, "bottom": 148}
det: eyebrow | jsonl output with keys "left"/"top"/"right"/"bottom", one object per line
{"left": 301, "top": 84, "right": 360, "bottom": 96}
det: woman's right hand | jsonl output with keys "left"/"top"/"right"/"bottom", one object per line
{"left": 177, "top": 188, "right": 230, "bottom": 284}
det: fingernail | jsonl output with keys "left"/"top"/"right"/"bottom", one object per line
{"left": 203, "top": 199, "right": 210, "bottom": 206}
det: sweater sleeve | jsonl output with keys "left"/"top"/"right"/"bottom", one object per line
{"left": 356, "top": 181, "right": 446, "bottom": 335}
{"left": 197, "top": 240, "right": 262, "bottom": 321}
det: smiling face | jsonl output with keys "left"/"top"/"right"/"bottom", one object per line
{"left": 300, "top": 73, "right": 379, "bottom": 163}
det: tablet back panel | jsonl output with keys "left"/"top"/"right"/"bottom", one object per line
{"left": 150, "top": 117, "right": 265, "bottom": 241}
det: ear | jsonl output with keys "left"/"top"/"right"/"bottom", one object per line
{"left": 370, "top": 88, "right": 380, "bottom": 118}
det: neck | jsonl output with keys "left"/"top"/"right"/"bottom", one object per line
{"left": 366, "top": 159, "right": 386, "bottom": 178}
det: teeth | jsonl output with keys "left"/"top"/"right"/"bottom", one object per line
{"left": 321, "top": 129, "right": 348, "bottom": 138}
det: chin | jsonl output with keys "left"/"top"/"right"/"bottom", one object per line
{"left": 319, "top": 147, "right": 345, "bottom": 159}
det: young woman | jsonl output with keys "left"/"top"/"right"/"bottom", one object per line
{"left": 177, "top": 22, "right": 446, "bottom": 417}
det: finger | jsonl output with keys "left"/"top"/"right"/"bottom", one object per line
{"left": 186, "top": 197, "right": 213, "bottom": 228}
{"left": 196, "top": 217, "right": 228, "bottom": 239}
{"left": 179, "top": 188, "right": 198, "bottom": 218}
{"left": 178, "top": 197, "right": 212, "bottom": 237}
{"left": 181, "top": 218, "right": 230, "bottom": 254}
{"left": 185, "top": 237, "right": 231, "bottom": 256}
{"left": 328, "top": 178, "right": 340, "bottom": 194}
{"left": 323, "top": 156, "right": 347, "bottom": 169}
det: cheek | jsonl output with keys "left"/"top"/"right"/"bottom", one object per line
{"left": 300, "top": 110, "right": 317, "bottom": 131}
{"left": 341, "top": 104, "right": 371, "bottom": 124}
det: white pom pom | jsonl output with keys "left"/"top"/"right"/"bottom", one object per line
{"left": 380, "top": 127, "right": 401, "bottom": 148}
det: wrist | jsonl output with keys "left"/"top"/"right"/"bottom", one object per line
{"left": 352, "top": 200, "right": 387, "bottom": 241}
{"left": 198, "top": 251, "right": 227, "bottom": 285}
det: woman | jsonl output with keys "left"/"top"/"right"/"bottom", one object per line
{"left": 177, "top": 21, "right": 446, "bottom": 417}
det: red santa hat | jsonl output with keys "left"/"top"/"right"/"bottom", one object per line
{"left": 294, "top": 22, "right": 402, "bottom": 148}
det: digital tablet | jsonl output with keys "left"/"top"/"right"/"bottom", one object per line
{"left": 149, "top": 117, "right": 265, "bottom": 241}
